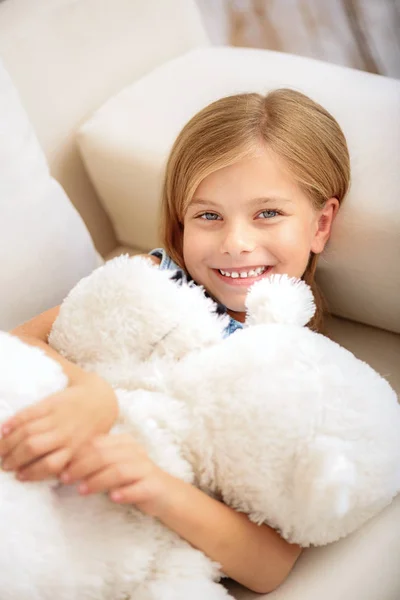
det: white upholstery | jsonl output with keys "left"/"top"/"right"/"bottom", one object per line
{"left": 0, "top": 0, "right": 209, "bottom": 255}
{"left": 325, "top": 315, "right": 400, "bottom": 395}
{"left": 226, "top": 494, "right": 400, "bottom": 599}
{"left": 77, "top": 46, "right": 400, "bottom": 334}
{"left": 0, "top": 60, "right": 99, "bottom": 331}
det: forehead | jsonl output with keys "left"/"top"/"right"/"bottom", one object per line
{"left": 193, "top": 149, "right": 306, "bottom": 204}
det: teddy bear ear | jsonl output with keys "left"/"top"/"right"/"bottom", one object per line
{"left": 245, "top": 274, "right": 316, "bottom": 327}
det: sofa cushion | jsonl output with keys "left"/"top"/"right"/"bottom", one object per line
{"left": 0, "top": 60, "right": 99, "bottom": 331}
{"left": 77, "top": 46, "right": 400, "bottom": 334}
{"left": 324, "top": 315, "right": 400, "bottom": 396}
{"left": 224, "top": 494, "right": 400, "bottom": 600}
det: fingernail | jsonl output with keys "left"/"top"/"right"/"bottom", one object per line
{"left": 78, "top": 483, "right": 89, "bottom": 495}
{"left": 2, "top": 461, "right": 10, "bottom": 471}
{"left": 1, "top": 425, "right": 10, "bottom": 436}
{"left": 17, "top": 472, "right": 26, "bottom": 481}
{"left": 111, "top": 491, "right": 122, "bottom": 502}
{"left": 60, "top": 472, "right": 70, "bottom": 483}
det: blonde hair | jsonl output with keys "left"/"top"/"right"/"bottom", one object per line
{"left": 161, "top": 89, "right": 350, "bottom": 331}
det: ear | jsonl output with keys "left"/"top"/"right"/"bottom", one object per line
{"left": 311, "top": 198, "right": 340, "bottom": 254}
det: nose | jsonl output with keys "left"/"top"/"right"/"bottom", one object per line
{"left": 219, "top": 221, "right": 256, "bottom": 257}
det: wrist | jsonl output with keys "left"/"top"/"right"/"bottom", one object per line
{"left": 82, "top": 372, "right": 119, "bottom": 433}
{"left": 151, "top": 470, "right": 192, "bottom": 520}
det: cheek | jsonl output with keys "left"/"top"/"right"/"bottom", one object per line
{"left": 183, "top": 223, "right": 198, "bottom": 252}
{"left": 183, "top": 223, "right": 210, "bottom": 267}
{"left": 272, "top": 219, "right": 314, "bottom": 255}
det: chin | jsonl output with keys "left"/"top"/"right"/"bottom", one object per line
{"left": 221, "top": 298, "right": 246, "bottom": 315}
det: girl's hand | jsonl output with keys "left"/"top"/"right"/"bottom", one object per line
{"left": 60, "top": 433, "right": 171, "bottom": 517}
{"left": 0, "top": 373, "right": 118, "bottom": 481}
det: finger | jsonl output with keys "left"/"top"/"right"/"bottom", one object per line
{"left": 0, "top": 416, "right": 53, "bottom": 458}
{"left": 60, "top": 454, "right": 104, "bottom": 484}
{"left": 78, "top": 462, "right": 142, "bottom": 495}
{"left": 62, "top": 444, "right": 135, "bottom": 484}
{"left": 61, "top": 435, "right": 140, "bottom": 483}
{"left": 1, "top": 394, "right": 58, "bottom": 435}
{"left": 109, "top": 480, "right": 153, "bottom": 505}
{"left": 1, "top": 429, "right": 65, "bottom": 472}
{"left": 17, "top": 447, "right": 73, "bottom": 481}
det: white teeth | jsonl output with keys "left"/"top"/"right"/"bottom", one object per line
{"left": 219, "top": 266, "right": 267, "bottom": 278}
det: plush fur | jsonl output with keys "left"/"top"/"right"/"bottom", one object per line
{"left": 1, "top": 255, "right": 399, "bottom": 600}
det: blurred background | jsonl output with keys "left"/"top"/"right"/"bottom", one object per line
{"left": 196, "top": 0, "right": 400, "bottom": 78}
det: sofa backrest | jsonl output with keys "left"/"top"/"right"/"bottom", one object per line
{"left": 76, "top": 46, "right": 400, "bottom": 334}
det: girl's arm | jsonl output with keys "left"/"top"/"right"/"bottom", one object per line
{"left": 151, "top": 472, "right": 302, "bottom": 594}
{"left": 1, "top": 254, "right": 161, "bottom": 477}
{"left": 63, "top": 434, "right": 302, "bottom": 594}
{"left": 0, "top": 307, "right": 118, "bottom": 477}
{"left": 11, "top": 306, "right": 105, "bottom": 384}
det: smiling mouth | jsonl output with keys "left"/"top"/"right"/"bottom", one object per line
{"left": 217, "top": 266, "right": 270, "bottom": 279}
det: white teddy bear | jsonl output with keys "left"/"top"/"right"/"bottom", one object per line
{"left": 1, "top": 255, "right": 399, "bottom": 600}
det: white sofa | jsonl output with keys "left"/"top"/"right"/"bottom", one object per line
{"left": 1, "top": 1, "right": 399, "bottom": 598}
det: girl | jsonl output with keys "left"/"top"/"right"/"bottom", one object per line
{"left": 0, "top": 89, "right": 350, "bottom": 594}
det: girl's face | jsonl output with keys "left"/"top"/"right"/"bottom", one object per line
{"left": 183, "top": 147, "right": 338, "bottom": 322}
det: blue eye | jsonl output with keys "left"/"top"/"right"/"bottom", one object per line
{"left": 199, "top": 212, "right": 221, "bottom": 221}
{"left": 258, "top": 209, "right": 280, "bottom": 219}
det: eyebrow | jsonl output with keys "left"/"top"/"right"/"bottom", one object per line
{"left": 189, "top": 196, "right": 294, "bottom": 208}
